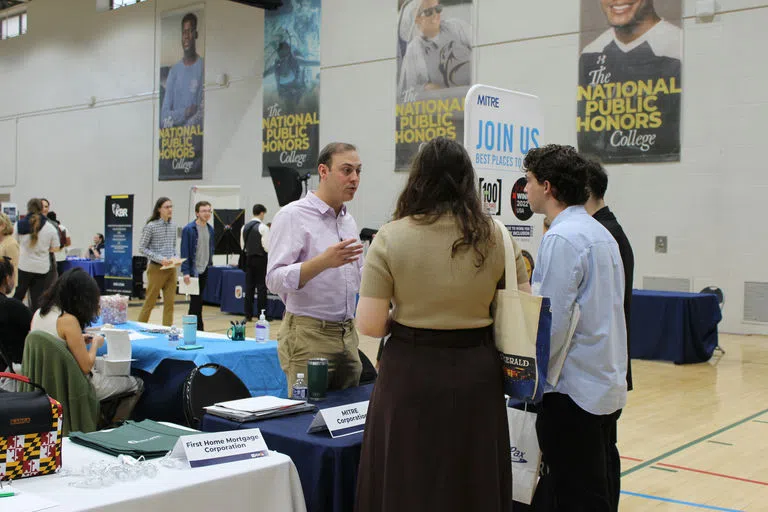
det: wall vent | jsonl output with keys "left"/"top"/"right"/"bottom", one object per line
{"left": 743, "top": 282, "right": 768, "bottom": 323}
{"left": 642, "top": 276, "right": 691, "bottom": 293}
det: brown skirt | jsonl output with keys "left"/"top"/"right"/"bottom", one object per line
{"left": 355, "top": 322, "right": 512, "bottom": 512}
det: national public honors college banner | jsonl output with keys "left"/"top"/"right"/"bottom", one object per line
{"left": 577, "top": 1, "right": 682, "bottom": 163}
{"left": 104, "top": 195, "right": 134, "bottom": 296}
{"left": 396, "top": 0, "right": 473, "bottom": 171}
{"left": 262, "top": 0, "right": 321, "bottom": 177}
{"left": 159, "top": 6, "right": 205, "bottom": 180}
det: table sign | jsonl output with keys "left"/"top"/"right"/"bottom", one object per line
{"left": 306, "top": 400, "right": 369, "bottom": 438}
{"left": 168, "top": 428, "right": 268, "bottom": 468}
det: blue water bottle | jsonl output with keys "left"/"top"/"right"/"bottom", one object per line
{"left": 182, "top": 315, "right": 197, "bottom": 345}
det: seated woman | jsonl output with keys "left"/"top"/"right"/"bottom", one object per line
{"left": 0, "top": 256, "right": 32, "bottom": 391}
{"left": 87, "top": 233, "right": 105, "bottom": 259}
{"left": 31, "top": 267, "right": 143, "bottom": 401}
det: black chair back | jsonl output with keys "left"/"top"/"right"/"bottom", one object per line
{"left": 183, "top": 363, "right": 251, "bottom": 428}
{"left": 359, "top": 350, "right": 377, "bottom": 385}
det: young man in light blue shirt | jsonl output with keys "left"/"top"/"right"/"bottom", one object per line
{"left": 524, "top": 144, "right": 627, "bottom": 511}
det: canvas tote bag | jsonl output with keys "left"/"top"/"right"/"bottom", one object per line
{"left": 491, "top": 219, "right": 551, "bottom": 403}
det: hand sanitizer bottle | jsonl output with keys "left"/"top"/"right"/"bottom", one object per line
{"left": 292, "top": 373, "right": 308, "bottom": 400}
{"left": 255, "top": 309, "right": 270, "bottom": 342}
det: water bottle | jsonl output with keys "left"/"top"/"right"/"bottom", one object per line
{"left": 292, "top": 373, "right": 308, "bottom": 400}
{"left": 255, "top": 309, "right": 270, "bottom": 342}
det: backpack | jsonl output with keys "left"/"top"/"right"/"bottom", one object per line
{"left": 53, "top": 223, "right": 69, "bottom": 249}
{"left": 47, "top": 218, "right": 69, "bottom": 249}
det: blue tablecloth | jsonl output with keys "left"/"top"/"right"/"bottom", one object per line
{"left": 62, "top": 258, "right": 105, "bottom": 292}
{"left": 96, "top": 321, "right": 288, "bottom": 423}
{"left": 219, "top": 268, "right": 286, "bottom": 318}
{"left": 201, "top": 266, "right": 233, "bottom": 304}
{"left": 630, "top": 290, "right": 722, "bottom": 364}
{"left": 62, "top": 258, "right": 105, "bottom": 277}
{"left": 201, "top": 383, "right": 373, "bottom": 512}
{"left": 201, "top": 266, "right": 285, "bottom": 319}
{"left": 98, "top": 321, "right": 287, "bottom": 397}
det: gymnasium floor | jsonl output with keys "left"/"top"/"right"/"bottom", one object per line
{"left": 132, "top": 300, "right": 768, "bottom": 511}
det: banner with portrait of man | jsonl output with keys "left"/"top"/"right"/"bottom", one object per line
{"left": 396, "top": 0, "right": 473, "bottom": 171}
{"left": 577, "top": 0, "right": 682, "bottom": 163}
{"left": 158, "top": 7, "right": 205, "bottom": 180}
{"left": 262, "top": 0, "right": 321, "bottom": 177}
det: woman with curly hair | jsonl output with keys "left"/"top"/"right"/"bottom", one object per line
{"left": 31, "top": 268, "right": 143, "bottom": 400}
{"left": 14, "top": 198, "right": 60, "bottom": 309}
{"left": 355, "top": 137, "right": 524, "bottom": 512}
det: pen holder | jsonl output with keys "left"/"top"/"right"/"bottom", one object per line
{"left": 227, "top": 324, "right": 246, "bottom": 341}
{"left": 182, "top": 315, "right": 197, "bottom": 345}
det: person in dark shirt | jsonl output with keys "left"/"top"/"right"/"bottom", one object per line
{"left": 585, "top": 160, "right": 634, "bottom": 390}
{"left": 87, "top": 233, "right": 106, "bottom": 259}
{"left": 0, "top": 256, "right": 32, "bottom": 372}
{"left": 585, "top": 159, "right": 634, "bottom": 512}
{"left": 578, "top": 0, "right": 682, "bottom": 163}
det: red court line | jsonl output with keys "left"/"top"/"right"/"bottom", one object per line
{"left": 620, "top": 456, "right": 768, "bottom": 486}
{"left": 656, "top": 463, "right": 768, "bottom": 487}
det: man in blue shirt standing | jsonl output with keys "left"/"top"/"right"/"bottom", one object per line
{"left": 524, "top": 145, "right": 627, "bottom": 511}
{"left": 180, "top": 201, "right": 214, "bottom": 331}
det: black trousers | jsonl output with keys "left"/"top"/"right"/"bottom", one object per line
{"left": 187, "top": 269, "right": 209, "bottom": 331}
{"left": 531, "top": 393, "right": 621, "bottom": 512}
{"left": 244, "top": 255, "right": 268, "bottom": 320}
{"left": 14, "top": 269, "right": 49, "bottom": 310}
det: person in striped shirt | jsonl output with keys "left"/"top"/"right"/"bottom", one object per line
{"left": 138, "top": 197, "right": 179, "bottom": 326}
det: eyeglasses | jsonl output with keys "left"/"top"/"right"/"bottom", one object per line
{"left": 417, "top": 4, "right": 443, "bottom": 17}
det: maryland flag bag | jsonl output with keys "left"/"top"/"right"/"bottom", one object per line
{"left": 0, "top": 372, "right": 63, "bottom": 480}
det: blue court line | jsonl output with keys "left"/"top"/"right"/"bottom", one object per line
{"left": 621, "top": 491, "right": 743, "bottom": 511}
{"left": 649, "top": 465, "right": 678, "bottom": 473}
{"left": 707, "top": 440, "right": 734, "bottom": 446}
{"left": 754, "top": 420, "right": 768, "bottom": 424}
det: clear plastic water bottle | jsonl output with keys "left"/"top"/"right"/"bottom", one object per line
{"left": 292, "top": 373, "right": 308, "bottom": 400}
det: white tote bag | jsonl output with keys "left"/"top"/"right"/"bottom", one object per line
{"left": 507, "top": 406, "right": 542, "bottom": 505}
{"left": 491, "top": 219, "right": 551, "bottom": 403}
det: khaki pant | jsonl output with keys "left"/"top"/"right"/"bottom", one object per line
{"left": 138, "top": 262, "right": 177, "bottom": 326}
{"left": 278, "top": 312, "right": 362, "bottom": 397}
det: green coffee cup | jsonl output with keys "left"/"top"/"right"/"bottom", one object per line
{"left": 307, "top": 358, "right": 329, "bottom": 401}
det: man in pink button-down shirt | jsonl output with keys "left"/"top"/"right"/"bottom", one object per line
{"left": 267, "top": 142, "right": 365, "bottom": 396}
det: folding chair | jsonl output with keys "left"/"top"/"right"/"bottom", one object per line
{"left": 182, "top": 363, "right": 251, "bottom": 429}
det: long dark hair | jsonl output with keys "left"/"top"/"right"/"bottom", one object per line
{"left": 39, "top": 268, "right": 101, "bottom": 330}
{"left": 393, "top": 137, "right": 493, "bottom": 267}
{"left": 147, "top": 197, "right": 171, "bottom": 224}
{"left": 26, "top": 198, "right": 44, "bottom": 246}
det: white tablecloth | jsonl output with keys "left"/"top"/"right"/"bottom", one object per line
{"left": 11, "top": 439, "right": 307, "bottom": 512}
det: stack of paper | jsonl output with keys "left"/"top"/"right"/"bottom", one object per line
{"left": 205, "top": 396, "right": 315, "bottom": 422}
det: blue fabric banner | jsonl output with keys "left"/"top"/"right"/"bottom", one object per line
{"left": 262, "top": 0, "right": 321, "bottom": 177}
{"left": 104, "top": 195, "right": 133, "bottom": 296}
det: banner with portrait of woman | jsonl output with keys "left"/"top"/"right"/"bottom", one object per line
{"left": 158, "top": 6, "right": 206, "bottom": 180}
{"left": 577, "top": 0, "right": 683, "bottom": 163}
{"left": 396, "top": 0, "right": 473, "bottom": 172}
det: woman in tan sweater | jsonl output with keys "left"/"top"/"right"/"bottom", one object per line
{"left": 0, "top": 213, "right": 20, "bottom": 294}
{"left": 355, "top": 137, "right": 513, "bottom": 512}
